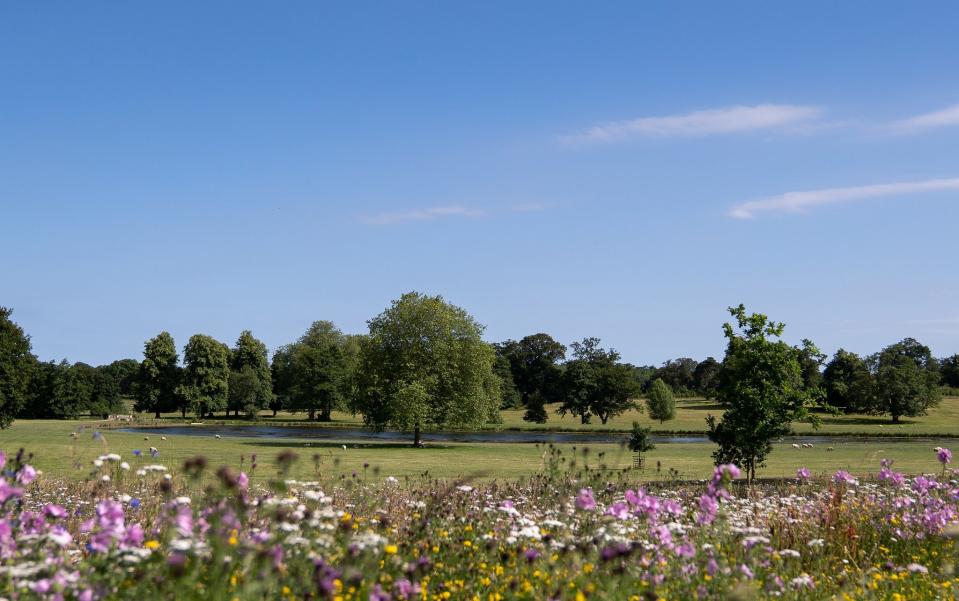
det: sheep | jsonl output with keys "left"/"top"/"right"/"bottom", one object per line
{"left": 791, "top": 443, "right": 800, "bottom": 449}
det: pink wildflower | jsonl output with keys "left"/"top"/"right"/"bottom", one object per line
{"left": 575, "top": 488, "right": 596, "bottom": 511}
{"left": 16, "top": 464, "right": 37, "bottom": 485}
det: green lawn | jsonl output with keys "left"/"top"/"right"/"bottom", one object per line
{"left": 1, "top": 419, "right": 954, "bottom": 484}
{"left": 136, "top": 395, "right": 959, "bottom": 437}
{"left": 496, "top": 396, "right": 959, "bottom": 436}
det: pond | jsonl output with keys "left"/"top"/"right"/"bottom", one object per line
{"left": 119, "top": 425, "right": 959, "bottom": 446}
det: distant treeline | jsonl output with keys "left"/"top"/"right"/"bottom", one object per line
{"left": 2, "top": 298, "right": 958, "bottom": 430}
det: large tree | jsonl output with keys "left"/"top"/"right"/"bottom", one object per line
{"left": 822, "top": 349, "right": 874, "bottom": 413}
{"left": 179, "top": 334, "right": 231, "bottom": 419}
{"left": 356, "top": 292, "right": 501, "bottom": 446}
{"left": 646, "top": 378, "right": 676, "bottom": 424}
{"left": 492, "top": 351, "right": 521, "bottom": 409}
{"left": 340, "top": 334, "right": 365, "bottom": 414}
{"left": 707, "top": 305, "right": 816, "bottom": 483}
{"left": 270, "top": 344, "right": 296, "bottom": 416}
{"left": 628, "top": 364, "right": 658, "bottom": 392}
{"left": 655, "top": 358, "right": 699, "bottom": 395}
{"left": 0, "top": 307, "right": 34, "bottom": 428}
{"left": 692, "top": 357, "right": 721, "bottom": 398}
{"left": 870, "top": 338, "right": 940, "bottom": 423}
{"left": 228, "top": 365, "right": 260, "bottom": 418}
{"left": 558, "top": 338, "right": 639, "bottom": 425}
{"left": 938, "top": 354, "right": 959, "bottom": 389}
{"left": 52, "top": 361, "right": 90, "bottom": 418}
{"left": 19, "top": 359, "right": 122, "bottom": 419}
{"left": 229, "top": 330, "right": 273, "bottom": 417}
{"left": 497, "top": 334, "right": 566, "bottom": 423}
{"left": 89, "top": 364, "right": 124, "bottom": 417}
{"left": 796, "top": 338, "right": 826, "bottom": 396}
{"left": 135, "top": 332, "right": 181, "bottom": 418}
{"left": 289, "top": 321, "right": 348, "bottom": 421}
{"left": 21, "top": 360, "right": 63, "bottom": 418}
{"left": 101, "top": 358, "right": 140, "bottom": 398}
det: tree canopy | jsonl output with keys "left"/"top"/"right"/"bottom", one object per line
{"left": 497, "top": 334, "right": 565, "bottom": 423}
{"left": 178, "top": 334, "right": 231, "bottom": 419}
{"left": 707, "top": 305, "right": 816, "bottom": 482}
{"left": 0, "top": 307, "right": 34, "bottom": 428}
{"left": 229, "top": 330, "right": 273, "bottom": 417}
{"left": 870, "top": 338, "right": 940, "bottom": 423}
{"left": 356, "top": 292, "right": 500, "bottom": 445}
{"left": 646, "top": 378, "right": 676, "bottom": 423}
{"left": 655, "top": 358, "right": 698, "bottom": 396}
{"left": 101, "top": 358, "right": 140, "bottom": 397}
{"left": 135, "top": 332, "right": 181, "bottom": 418}
{"left": 285, "top": 321, "right": 350, "bottom": 421}
{"left": 822, "top": 349, "right": 874, "bottom": 413}
{"left": 692, "top": 357, "right": 721, "bottom": 398}
{"left": 558, "top": 338, "right": 639, "bottom": 425}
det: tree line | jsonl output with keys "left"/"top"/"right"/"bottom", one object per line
{"left": 1, "top": 297, "right": 958, "bottom": 442}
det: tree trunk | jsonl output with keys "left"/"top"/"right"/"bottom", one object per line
{"left": 272, "top": 409, "right": 277, "bottom": 417}
{"left": 413, "top": 425, "right": 422, "bottom": 448}
{"left": 892, "top": 414, "right": 900, "bottom": 424}
{"left": 154, "top": 411, "right": 160, "bottom": 419}
{"left": 308, "top": 408, "right": 316, "bottom": 421}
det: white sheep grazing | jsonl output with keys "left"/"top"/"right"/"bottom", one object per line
{"left": 215, "top": 434, "right": 222, "bottom": 439}
{"left": 791, "top": 443, "right": 800, "bottom": 449}
{"left": 161, "top": 436, "right": 167, "bottom": 441}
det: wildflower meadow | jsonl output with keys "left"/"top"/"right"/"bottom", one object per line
{"left": 1, "top": 442, "right": 958, "bottom": 600}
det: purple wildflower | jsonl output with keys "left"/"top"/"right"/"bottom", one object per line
{"left": 832, "top": 470, "right": 858, "bottom": 486}
{"left": 16, "top": 464, "right": 37, "bottom": 485}
{"left": 575, "top": 488, "right": 596, "bottom": 511}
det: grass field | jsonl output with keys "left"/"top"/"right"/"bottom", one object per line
{"left": 135, "top": 395, "right": 959, "bottom": 436}
{"left": 1, "top": 418, "right": 954, "bottom": 484}
{"left": 497, "top": 396, "right": 959, "bottom": 436}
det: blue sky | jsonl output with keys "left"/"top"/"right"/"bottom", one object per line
{"left": 2, "top": 2, "right": 959, "bottom": 367}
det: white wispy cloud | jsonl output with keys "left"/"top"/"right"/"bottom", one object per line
{"left": 728, "top": 177, "right": 959, "bottom": 219}
{"left": 893, "top": 103, "right": 959, "bottom": 132}
{"left": 561, "top": 104, "right": 823, "bottom": 145}
{"left": 359, "top": 205, "right": 485, "bottom": 226}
